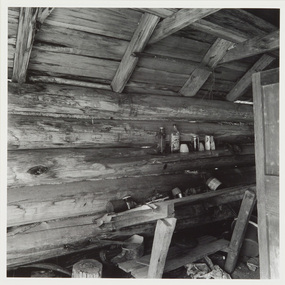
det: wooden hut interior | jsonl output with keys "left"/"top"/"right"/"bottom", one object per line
{"left": 4, "top": 6, "right": 280, "bottom": 279}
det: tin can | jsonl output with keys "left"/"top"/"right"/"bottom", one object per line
{"left": 206, "top": 177, "right": 223, "bottom": 191}
{"left": 193, "top": 135, "right": 199, "bottom": 151}
{"left": 205, "top": 135, "right": 211, "bottom": 150}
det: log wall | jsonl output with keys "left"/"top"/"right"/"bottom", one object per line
{"left": 7, "top": 82, "right": 255, "bottom": 268}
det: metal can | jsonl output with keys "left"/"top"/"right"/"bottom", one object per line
{"left": 193, "top": 135, "right": 199, "bottom": 151}
{"left": 205, "top": 135, "right": 211, "bottom": 150}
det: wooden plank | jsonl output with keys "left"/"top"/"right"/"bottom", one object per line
{"left": 34, "top": 25, "right": 129, "bottom": 61}
{"left": 29, "top": 76, "right": 112, "bottom": 90}
{"left": 12, "top": 8, "right": 39, "bottom": 83}
{"left": 120, "top": 238, "right": 229, "bottom": 278}
{"left": 8, "top": 83, "right": 254, "bottom": 122}
{"left": 224, "top": 190, "right": 256, "bottom": 273}
{"left": 260, "top": 68, "right": 279, "bottom": 85}
{"left": 134, "top": 8, "right": 178, "bottom": 18}
{"left": 226, "top": 55, "right": 275, "bottom": 101}
{"left": 111, "top": 13, "right": 160, "bottom": 93}
{"left": 43, "top": 8, "right": 142, "bottom": 41}
{"left": 7, "top": 144, "right": 255, "bottom": 187}
{"left": 148, "top": 9, "right": 220, "bottom": 45}
{"left": 220, "top": 30, "right": 279, "bottom": 64}
{"left": 148, "top": 218, "right": 177, "bottom": 278}
{"left": 179, "top": 38, "right": 234, "bottom": 96}
{"left": 28, "top": 49, "right": 118, "bottom": 80}
{"left": 263, "top": 83, "right": 279, "bottom": 175}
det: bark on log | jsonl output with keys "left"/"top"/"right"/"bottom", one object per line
{"left": 8, "top": 82, "right": 253, "bottom": 122}
{"left": 8, "top": 114, "right": 254, "bottom": 150}
{"left": 8, "top": 145, "right": 254, "bottom": 187}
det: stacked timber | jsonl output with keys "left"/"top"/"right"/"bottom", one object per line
{"left": 7, "top": 82, "right": 255, "bottom": 269}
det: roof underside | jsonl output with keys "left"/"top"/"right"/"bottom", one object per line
{"left": 8, "top": 8, "right": 279, "bottom": 102}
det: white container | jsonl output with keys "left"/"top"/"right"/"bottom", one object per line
{"left": 180, "top": 144, "right": 189, "bottom": 153}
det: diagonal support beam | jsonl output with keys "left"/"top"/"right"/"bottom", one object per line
{"left": 179, "top": 38, "right": 234, "bottom": 96}
{"left": 148, "top": 8, "right": 220, "bottom": 45}
{"left": 12, "top": 8, "right": 40, "bottom": 83}
{"left": 219, "top": 30, "right": 279, "bottom": 64}
{"left": 111, "top": 13, "right": 159, "bottom": 93}
{"left": 226, "top": 54, "right": 275, "bottom": 101}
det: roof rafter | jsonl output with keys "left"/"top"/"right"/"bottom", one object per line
{"left": 12, "top": 8, "right": 40, "bottom": 83}
{"left": 148, "top": 8, "right": 221, "bottom": 45}
{"left": 179, "top": 38, "right": 234, "bottom": 96}
{"left": 219, "top": 30, "right": 279, "bottom": 64}
{"left": 12, "top": 7, "right": 54, "bottom": 84}
{"left": 226, "top": 54, "right": 275, "bottom": 101}
{"left": 111, "top": 13, "right": 160, "bottom": 93}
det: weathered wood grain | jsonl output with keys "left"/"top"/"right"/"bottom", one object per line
{"left": 220, "top": 30, "right": 279, "bottom": 64}
{"left": 28, "top": 49, "right": 118, "bottom": 80}
{"left": 7, "top": 173, "right": 202, "bottom": 227}
{"left": 7, "top": 145, "right": 255, "bottom": 187}
{"left": 111, "top": 13, "right": 159, "bottom": 93}
{"left": 204, "top": 9, "right": 277, "bottom": 41}
{"left": 226, "top": 54, "right": 275, "bottom": 101}
{"left": 43, "top": 8, "right": 142, "bottom": 41}
{"left": 34, "top": 25, "right": 129, "bottom": 61}
{"left": 12, "top": 8, "right": 39, "bottom": 83}
{"left": 148, "top": 9, "right": 220, "bottom": 45}
{"left": 7, "top": 184, "right": 253, "bottom": 268}
{"left": 8, "top": 113, "right": 254, "bottom": 150}
{"left": 8, "top": 83, "right": 254, "bottom": 122}
{"left": 133, "top": 8, "right": 179, "bottom": 18}
{"left": 180, "top": 38, "right": 234, "bottom": 97}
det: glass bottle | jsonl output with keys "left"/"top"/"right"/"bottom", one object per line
{"left": 171, "top": 124, "right": 180, "bottom": 153}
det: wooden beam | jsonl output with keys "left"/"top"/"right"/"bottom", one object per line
{"left": 37, "top": 7, "right": 54, "bottom": 26}
{"left": 8, "top": 145, "right": 255, "bottom": 187}
{"left": 179, "top": 38, "right": 233, "bottom": 96}
{"left": 12, "top": 8, "right": 39, "bottom": 83}
{"left": 148, "top": 218, "right": 177, "bottom": 278}
{"left": 224, "top": 190, "right": 256, "bottom": 273}
{"left": 148, "top": 8, "right": 221, "bottom": 45}
{"left": 8, "top": 82, "right": 254, "bottom": 123}
{"left": 220, "top": 30, "right": 279, "bottom": 64}
{"left": 111, "top": 13, "right": 159, "bottom": 93}
{"left": 226, "top": 54, "right": 275, "bottom": 101}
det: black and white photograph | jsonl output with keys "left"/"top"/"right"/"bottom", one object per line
{"left": 0, "top": 0, "right": 283, "bottom": 281}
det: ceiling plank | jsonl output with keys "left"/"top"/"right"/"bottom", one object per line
{"left": 180, "top": 38, "right": 234, "bottom": 96}
{"left": 12, "top": 8, "right": 39, "bottom": 83}
{"left": 111, "top": 13, "right": 159, "bottom": 93}
{"left": 134, "top": 8, "right": 179, "bottom": 18}
{"left": 220, "top": 30, "right": 279, "bottom": 64}
{"left": 226, "top": 54, "right": 275, "bottom": 101}
{"left": 148, "top": 8, "right": 221, "bottom": 45}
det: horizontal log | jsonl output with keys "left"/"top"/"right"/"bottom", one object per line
{"left": 7, "top": 184, "right": 254, "bottom": 268}
{"left": 8, "top": 113, "right": 254, "bottom": 150}
{"left": 8, "top": 82, "right": 253, "bottom": 122}
{"left": 8, "top": 162, "right": 256, "bottom": 228}
{"left": 8, "top": 145, "right": 255, "bottom": 187}
{"left": 7, "top": 173, "right": 203, "bottom": 227}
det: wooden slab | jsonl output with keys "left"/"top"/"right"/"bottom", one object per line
{"left": 148, "top": 9, "right": 220, "bottom": 45}
{"left": 118, "top": 238, "right": 229, "bottom": 278}
{"left": 111, "top": 13, "right": 159, "bottom": 93}
{"left": 220, "top": 30, "right": 279, "bottom": 64}
{"left": 12, "top": 8, "right": 39, "bottom": 83}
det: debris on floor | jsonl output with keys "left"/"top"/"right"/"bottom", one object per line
{"left": 184, "top": 256, "right": 231, "bottom": 279}
{"left": 247, "top": 257, "right": 259, "bottom": 272}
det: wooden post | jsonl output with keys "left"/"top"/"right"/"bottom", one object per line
{"left": 148, "top": 217, "right": 177, "bottom": 278}
{"left": 72, "top": 259, "right": 102, "bottom": 278}
{"left": 224, "top": 190, "right": 256, "bottom": 273}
